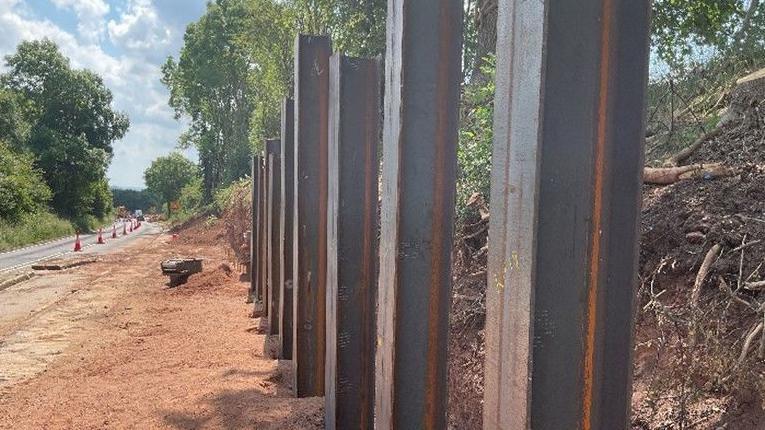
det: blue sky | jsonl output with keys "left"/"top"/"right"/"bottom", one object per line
{"left": 0, "top": 0, "right": 209, "bottom": 189}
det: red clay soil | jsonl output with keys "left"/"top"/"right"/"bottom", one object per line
{"left": 0, "top": 230, "right": 322, "bottom": 429}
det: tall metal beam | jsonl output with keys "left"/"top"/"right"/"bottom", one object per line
{"left": 266, "top": 139, "right": 281, "bottom": 339}
{"left": 482, "top": 1, "right": 651, "bottom": 429}
{"left": 325, "top": 54, "right": 380, "bottom": 430}
{"left": 249, "top": 155, "right": 261, "bottom": 304}
{"left": 259, "top": 147, "right": 269, "bottom": 317}
{"left": 254, "top": 155, "right": 266, "bottom": 316}
{"left": 293, "top": 34, "right": 331, "bottom": 398}
{"left": 375, "top": 1, "right": 463, "bottom": 428}
{"left": 279, "top": 98, "right": 295, "bottom": 360}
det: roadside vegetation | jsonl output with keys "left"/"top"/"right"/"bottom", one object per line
{"left": 0, "top": 212, "right": 74, "bottom": 253}
{"left": 0, "top": 40, "right": 129, "bottom": 248}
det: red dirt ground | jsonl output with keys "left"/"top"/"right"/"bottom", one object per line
{"left": 0, "top": 230, "right": 322, "bottom": 430}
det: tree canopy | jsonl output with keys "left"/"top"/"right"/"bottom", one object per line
{"left": 2, "top": 40, "right": 129, "bottom": 219}
{"left": 144, "top": 153, "right": 199, "bottom": 214}
{"left": 0, "top": 140, "right": 51, "bottom": 222}
{"left": 112, "top": 188, "right": 161, "bottom": 213}
{"left": 161, "top": 0, "right": 388, "bottom": 202}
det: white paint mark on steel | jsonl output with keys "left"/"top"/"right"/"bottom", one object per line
{"left": 483, "top": 0, "right": 547, "bottom": 429}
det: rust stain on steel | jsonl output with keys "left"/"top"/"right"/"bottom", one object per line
{"left": 279, "top": 98, "right": 295, "bottom": 359}
{"left": 325, "top": 55, "right": 380, "bottom": 429}
{"left": 583, "top": 0, "right": 613, "bottom": 428}
{"left": 267, "top": 139, "right": 282, "bottom": 339}
{"left": 376, "top": 0, "right": 462, "bottom": 428}
{"left": 293, "top": 34, "right": 331, "bottom": 397}
{"left": 424, "top": 2, "right": 457, "bottom": 427}
{"left": 316, "top": 48, "right": 329, "bottom": 393}
{"left": 358, "top": 59, "right": 378, "bottom": 428}
{"left": 259, "top": 153, "right": 268, "bottom": 309}
{"left": 254, "top": 155, "right": 260, "bottom": 303}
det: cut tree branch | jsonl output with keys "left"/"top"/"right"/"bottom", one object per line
{"left": 643, "top": 163, "right": 736, "bottom": 185}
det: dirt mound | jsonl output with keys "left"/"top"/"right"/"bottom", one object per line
{"left": 171, "top": 215, "right": 225, "bottom": 246}
{"left": 641, "top": 166, "right": 765, "bottom": 278}
{"left": 688, "top": 71, "right": 765, "bottom": 166}
{"left": 170, "top": 263, "right": 235, "bottom": 295}
{"left": 688, "top": 124, "right": 765, "bottom": 166}
{"left": 635, "top": 71, "right": 765, "bottom": 426}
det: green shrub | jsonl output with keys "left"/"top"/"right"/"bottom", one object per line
{"left": 0, "top": 140, "right": 52, "bottom": 222}
{"left": 457, "top": 56, "right": 495, "bottom": 220}
{"left": 179, "top": 176, "right": 204, "bottom": 213}
{"left": 212, "top": 177, "right": 250, "bottom": 213}
{"left": 0, "top": 210, "right": 74, "bottom": 252}
{"left": 70, "top": 212, "right": 114, "bottom": 233}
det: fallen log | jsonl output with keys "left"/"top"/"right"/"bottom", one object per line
{"left": 643, "top": 163, "right": 736, "bottom": 185}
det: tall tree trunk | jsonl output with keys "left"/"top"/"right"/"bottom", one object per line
{"left": 473, "top": 0, "right": 498, "bottom": 81}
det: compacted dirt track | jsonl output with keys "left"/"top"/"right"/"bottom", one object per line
{"left": 0, "top": 231, "right": 322, "bottom": 429}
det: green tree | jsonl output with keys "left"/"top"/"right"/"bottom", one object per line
{"left": 0, "top": 140, "right": 51, "bottom": 221}
{"left": 0, "top": 88, "right": 33, "bottom": 151}
{"left": 291, "top": 0, "right": 386, "bottom": 57}
{"left": 179, "top": 176, "right": 204, "bottom": 214}
{"left": 162, "top": 0, "right": 264, "bottom": 201}
{"left": 163, "top": 0, "right": 387, "bottom": 203}
{"left": 144, "top": 153, "right": 199, "bottom": 214}
{"left": 2, "top": 40, "right": 129, "bottom": 218}
{"left": 651, "top": 0, "right": 743, "bottom": 66}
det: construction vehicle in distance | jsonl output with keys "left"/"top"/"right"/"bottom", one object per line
{"left": 116, "top": 206, "right": 130, "bottom": 219}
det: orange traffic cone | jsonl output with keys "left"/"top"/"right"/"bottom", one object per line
{"left": 128, "top": 222, "right": 133, "bottom": 233}
{"left": 97, "top": 228, "right": 105, "bottom": 244}
{"left": 112, "top": 225, "right": 117, "bottom": 239}
{"left": 74, "top": 232, "right": 82, "bottom": 252}
{"left": 122, "top": 223, "right": 127, "bottom": 235}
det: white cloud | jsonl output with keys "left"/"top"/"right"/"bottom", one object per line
{"left": 107, "top": 0, "right": 171, "bottom": 53}
{"left": 0, "top": 0, "right": 198, "bottom": 188}
{"left": 107, "top": 121, "right": 196, "bottom": 188}
{"left": 50, "top": 0, "right": 109, "bottom": 42}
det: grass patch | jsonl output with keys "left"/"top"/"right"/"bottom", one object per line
{"left": 0, "top": 211, "right": 75, "bottom": 253}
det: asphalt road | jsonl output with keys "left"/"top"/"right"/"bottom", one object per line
{"left": 0, "top": 221, "right": 162, "bottom": 273}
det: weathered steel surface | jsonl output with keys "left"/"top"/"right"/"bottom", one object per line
{"left": 279, "top": 98, "right": 295, "bottom": 360}
{"left": 255, "top": 155, "right": 267, "bottom": 314}
{"left": 482, "top": 1, "right": 651, "bottom": 429}
{"left": 260, "top": 147, "right": 269, "bottom": 316}
{"left": 292, "top": 34, "right": 331, "bottom": 398}
{"left": 266, "top": 139, "right": 281, "bottom": 337}
{"left": 249, "top": 155, "right": 260, "bottom": 304}
{"left": 325, "top": 55, "right": 380, "bottom": 430}
{"left": 375, "top": 1, "right": 463, "bottom": 428}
